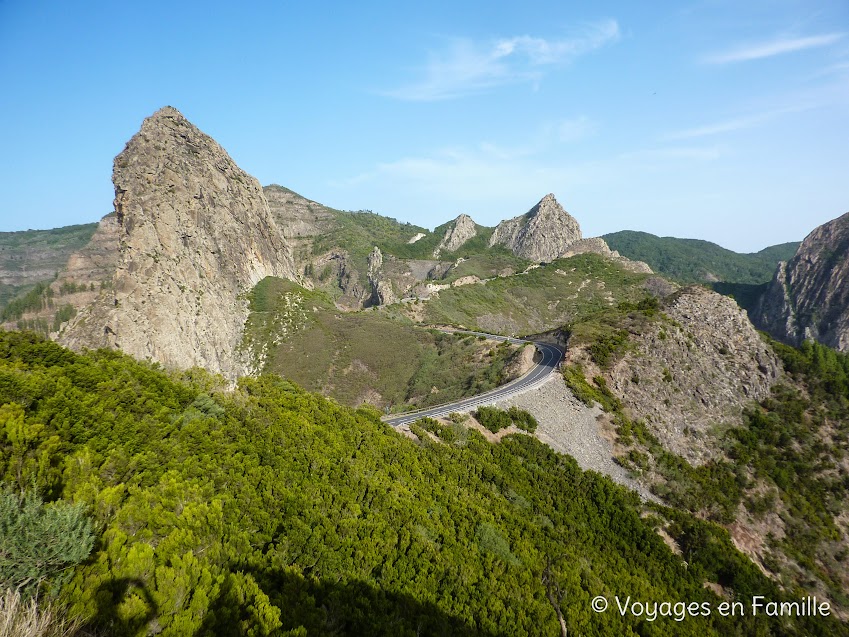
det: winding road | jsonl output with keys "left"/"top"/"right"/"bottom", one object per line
{"left": 382, "top": 330, "right": 563, "bottom": 427}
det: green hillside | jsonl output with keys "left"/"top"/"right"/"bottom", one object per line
{"left": 241, "top": 277, "right": 523, "bottom": 411}
{"left": 603, "top": 230, "right": 798, "bottom": 285}
{"left": 0, "top": 221, "right": 99, "bottom": 310}
{"left": 414, "top": 253, "right": 653, "bottom": 336}
{"left": 311, "top": 209, "right": 497, "bottom": 264}
{"left": 2, "top": 331, "right": 841, "bottom": 636}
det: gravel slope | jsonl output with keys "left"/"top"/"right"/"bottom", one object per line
{"left": 490, "top": 374, "right": 657, "bottom": 501}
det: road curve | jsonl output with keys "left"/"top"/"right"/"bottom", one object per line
{"left": 382, "top": 330, "right": 563, "bottom": 427}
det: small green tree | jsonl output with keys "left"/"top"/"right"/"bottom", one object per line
{"left": 0, "top": 487, "right": 95, "bottom": 596}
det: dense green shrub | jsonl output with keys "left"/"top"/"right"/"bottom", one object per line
{"left": 474, "top": 405, "right": 512, "bottom": 432}
{"left": 0, "top": 331, "right": 843, "bottom": 635}
{"left": 506, "top": 406, "right": 538, "bottom": 432}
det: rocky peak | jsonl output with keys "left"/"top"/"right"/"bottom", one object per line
{"left": 755, "top": 211, "right": 849, "bottom": 352}
{"left": 433, "top": 214, "right": 477, "bottom": 258}
{"left": 599, "top": 286, "right": 782, "bottom": 465}
{"left": 489, "top": 194, "right": 582, "bottom": 262}
{"left": 59, "top": 106, "right": 295, "bottom": 379}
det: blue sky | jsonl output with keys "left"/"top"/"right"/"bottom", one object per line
{"left": 0, "top": 0, "right": 846, "bottom": 251}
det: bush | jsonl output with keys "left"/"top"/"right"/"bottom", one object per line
{"left": 475, "top": 406, "right": 538, "bottom": 433}
{"left": 0, "top": 488, "right": 95, "bottom": 595}
{"left": 475, "top": 406, "right": 512, "bottom": 433}
{"left": 507, "top": 406, "right": 538, "bottom": 433}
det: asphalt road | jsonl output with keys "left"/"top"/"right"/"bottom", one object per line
{"left": 383, "top": 331, "right": 563, "bottom": 427}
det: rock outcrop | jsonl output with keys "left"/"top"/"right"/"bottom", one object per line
{"left": 601, "top": 286, "right": 782, "bottom": 465}
{"left": 755, "top": 211, "right": 849, "bottom": 352}
{"left": 57, "top": 213, "right": 122, "bottom": 287}
{"left": 366, "top": 246, "right": 399, "bottom": 305}
{"left": 60, "top": 106, "right": 295, "bottom": 379}
{"left": 434, "top": 214, "right": 476, "bottom": 257}
{"left": 489, "top": 194, "right": 581, "bottom": 262}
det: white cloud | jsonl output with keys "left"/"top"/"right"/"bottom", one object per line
{"left": 665, "top": 114, "right": 771, "bottom": 140}
{"left": 384, "top": 20, "right": 620, "bottom": 101}
{"left": 331, "top": 138, "right": 721, "bottom": 217}
{"left": 704, "top": 33, "right": 844, "bottom": 64}
{"left": 664, "top": 102, "right": 824, "bottom": 141}
{"left": 555, "top": 116, "right": 598, "bottom": 142}
{"left": 618, "top": 146, "right": 722, "bottom": 162}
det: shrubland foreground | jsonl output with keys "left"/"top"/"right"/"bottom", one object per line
{"left": 1, "top": 331, "right": 847, "bottom": 636}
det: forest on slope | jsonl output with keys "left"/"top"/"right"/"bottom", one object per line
{"left": 2, "top": 331, "right": 845, "bottom": 635}
{"left": 604, "top": 230, "right": 798, "bottom": 285}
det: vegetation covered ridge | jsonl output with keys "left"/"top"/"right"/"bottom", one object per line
{"left": 604, "top": 229, "right": 798, "bottom": 285}
{"left": 1, "top": 331, "right": 845, "bottom": 634}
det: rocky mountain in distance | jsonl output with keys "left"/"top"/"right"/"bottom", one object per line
{"left": 433, "top": 213, "right": 476, "bottom": 257}
{"left": 756, "top": 211, "right": 849, "bottom": 352}
{"left": 1, "top": 106, "right": 849, "bottom": 628}
{"left": 489, "top": 193, "right": 582, "bottom": 261}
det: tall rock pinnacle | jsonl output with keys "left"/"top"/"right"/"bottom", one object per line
{"left": 489, "top": 194, "right": 582, "bottom": 262}
{"left": 60, "top": 106, "right": 296, "bottom": 379}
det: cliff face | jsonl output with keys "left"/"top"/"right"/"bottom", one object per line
{"left": 264, "top": 185, "right": 337, "bottom": 266}
{"left": 58, "top": 213, "right": 121, "bottom": 287}
{"left": 489, "top": 194, "right": 582, "bottom": 262}
{"left": 60, "top": 106, "right": 295, "bottom": 379}
{"left": 756, "top": 211, "right": 849, "bottom": 352}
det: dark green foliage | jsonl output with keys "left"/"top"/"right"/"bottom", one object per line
{"left": 474, "top": 406, "right": 512, "bottom": 432}
{"left": 507, "top": 406, "right": 538, "bottom": 432}
{"left": 723, "top": 343, "right": 849, "bottom": 604}
{"left": 474, "top": 406, "right": 539, "bottom": 434}
{"left": 1, "top": 281, "right": 53, "bottom": 322}
{"left": 604, "top": 230, "right": 798, "bottom": 285}
{"left": 0, "top": 486, "right": 95, "bottom": 595}
{"left": 0, "top": 331, "right": 845, "bottom": 635}
{"left": 600, "top": 333, "right": 849, "bottom": 605}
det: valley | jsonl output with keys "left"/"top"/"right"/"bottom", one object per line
{"left": 1, "top": 106, "right": 847, "bottom": 636}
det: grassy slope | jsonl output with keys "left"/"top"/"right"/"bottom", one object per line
{"left": 438, "top": 247, "right": 530, "bottom": 284}
{"left": 242, "top": 277, "right": 521, "bottom": 411}
{"left": 604, "top": 230, "right": 798, "bottom": 285}
{"left": 416, "top": 253, "right": 652, "bottom": 336}
{"left": 2, "top": 331, "right": 840, "bottom": 636}
{"left": 0, "top": 222, "right": 100, "bottom": 310}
